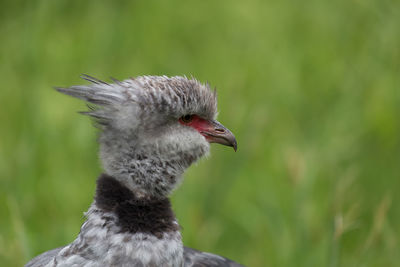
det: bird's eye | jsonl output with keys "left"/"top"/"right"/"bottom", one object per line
{"left": 180, "top": 114, "right": 194, "bottom": 124}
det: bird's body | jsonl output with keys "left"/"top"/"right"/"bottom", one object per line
{"left": 26, "top": 75, "right": 242, "bottom": 267}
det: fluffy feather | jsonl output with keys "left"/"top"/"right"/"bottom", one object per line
{"left": 56, "top": 75, "right": 217, "bottom": 128}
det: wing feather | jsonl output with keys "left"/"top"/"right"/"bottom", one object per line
{"left": 184, "top": 247, "right": 245, "bottom": 267}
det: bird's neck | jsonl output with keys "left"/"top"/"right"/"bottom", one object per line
{"left": 66, "top": 174, "right": 184, "bottom": 266}
{"left": 99, "top": 134, "right": 204, "bottom": 198}
{"left": 93, "top": 174, "right": 180, "bottom": 235}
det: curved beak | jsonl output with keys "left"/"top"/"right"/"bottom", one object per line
{"left": 201, "top": 120, "right": 237, "bottom": 151}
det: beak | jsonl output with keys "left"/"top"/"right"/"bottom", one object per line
{"left": 201, "top": 120, "right": 237, "bottom": 151}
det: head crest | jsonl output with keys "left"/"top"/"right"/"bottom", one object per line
{"left": 56, "top": 75, "right": 218, "bottom": 127}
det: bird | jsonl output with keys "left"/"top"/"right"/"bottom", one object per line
{"left": 26, "top": 75, "right": 243, "bottom": 267}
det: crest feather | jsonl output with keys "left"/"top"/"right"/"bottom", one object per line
{"left": 56, "top": 75, "right": 218, "bottom": 127}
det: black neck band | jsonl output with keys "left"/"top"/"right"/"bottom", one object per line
{"left": 95, "top": 174, "right": 179, "bottom": 237}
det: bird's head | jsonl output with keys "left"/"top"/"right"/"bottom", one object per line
{"left": 57, "top": 75, "right": 236, "bottom": 198}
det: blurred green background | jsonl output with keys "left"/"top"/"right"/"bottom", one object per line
{"left": 1, "top": 0, "right": 399, "bottom": 266}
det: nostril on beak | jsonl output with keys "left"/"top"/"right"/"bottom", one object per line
{"left": 215, "top": 128, "right": 225, "bottom": 133}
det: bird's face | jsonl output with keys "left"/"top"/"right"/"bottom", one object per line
{"left": 112, "top": 76, "right": 236, "bottom": 163}
{"left": 131, "top": 108, "right": 237, "bottom": 167}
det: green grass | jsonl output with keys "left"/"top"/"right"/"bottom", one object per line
{"left": 1, "top": 0, "right": 399, "bottom": 266}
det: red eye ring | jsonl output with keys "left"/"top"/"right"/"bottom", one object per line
{"left": 180, "top": 114, "right": 194, "bottom": 124}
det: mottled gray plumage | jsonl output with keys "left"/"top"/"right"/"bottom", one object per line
{"left": 26, "top": 75, "right": 243, "bottom": 267}
{"left": 27, "top": 247, "right": 243, "bottom": 267}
